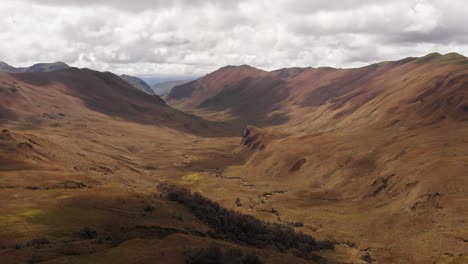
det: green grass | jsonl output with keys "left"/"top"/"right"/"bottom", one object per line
{"left": 27, "top": 207, "right": 110, "bottom": 234}
{"left": 0, "top": 205, "right": 111, "bottom": 241}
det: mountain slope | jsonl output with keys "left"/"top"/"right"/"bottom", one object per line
{"left": 0, "top": 68, "right": 235, "bottom": 136}
{"left": 167, "top": 53, "right": 468, "bottom": 129}
{"left": 0, "top": 67, "right": 348, "bottom": 264}
{"left": 0, "top": 53, "right": 467, "bottom": 264}
{"left": 165, "top": 53, "right": 468, "bottom": 263}
{"left": 120, "top": 74, "right": 155, "bottom": 95}
{"left": 167, "top": 65, "right": 268, "bottom": 109}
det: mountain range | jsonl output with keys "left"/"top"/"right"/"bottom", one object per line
{"left": 0, "top": 62, "right": 192, "bottom": 97}
{"left": 0, "top": 53, "right": 467, "bottom": 264}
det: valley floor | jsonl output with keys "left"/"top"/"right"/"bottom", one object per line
{"left": 1, "top": 112, "right": 466, "bottom": 264}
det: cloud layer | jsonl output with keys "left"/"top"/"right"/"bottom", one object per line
{"left": 1, "top": 0, "right": 468, "bottom": 76}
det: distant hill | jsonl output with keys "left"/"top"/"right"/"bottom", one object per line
{"left": 0, "top": 67, "right": 228, "bottom": 135}
{"left": 0, "top": 61, "right": 70, "bottom": 73}
{"left": 119, "top": 74, "right": 155, "bottom": 95}
{"left": 152, "top": 79, "right": 194, "bottom": 97}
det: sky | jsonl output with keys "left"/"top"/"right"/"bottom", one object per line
{"left": 1, "top": 0, "right": 468, "bottom": 77}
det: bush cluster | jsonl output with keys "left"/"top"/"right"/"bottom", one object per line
{"left": 158, "top": 184, "right": 334, "bottom": 257}
{"left": 185, "top": 245, "right": 261, "bottom": 264}
{"left": 79, "top": 226, "right": 98, "bottom": 240}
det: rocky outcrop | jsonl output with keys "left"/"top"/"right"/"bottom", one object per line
{"left": 241, "top": 126, "right": 265, "bottom": 151}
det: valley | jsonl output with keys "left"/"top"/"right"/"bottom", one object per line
{"left": 0, "top": 53, "right": 467, "bottom": 264}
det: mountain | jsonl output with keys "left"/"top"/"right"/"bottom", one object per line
{"left": 0, "top": 61, "right": 70, "bottom": 73}
{"left": 119, "top": 74, "right": 156, "bottom": 95}
{"left": 166, "top": 53, "right": 468, "bottom": 263}
{"left": 0, "top": 62, "right": 18, "bottom": 72}
{"left": 1, "top": 53, "right": 467, "bottom": 264}
{"left": 0, "top": 66, "right": 339, "bottom": 264}
{"left": 152, "top": 79, "right": 194, "bottom": 97}
{"left": 0, "top": 68, "right": 231, "bottom": 135}
{"left": 167, "top": 53, "right": 468, "bottom": 128}
{"left": 167, "top": 65, "right": 267, "bottom": 109}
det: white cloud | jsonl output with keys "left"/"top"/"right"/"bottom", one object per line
{"left": 0, "top": 0, "right": 468, "bottom": 76}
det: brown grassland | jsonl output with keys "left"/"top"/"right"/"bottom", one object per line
{"left": 0, "top": 53, "right": 467, "bottom": 263}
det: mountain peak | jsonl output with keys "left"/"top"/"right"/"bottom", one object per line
{"left": 415, "top": 52, "right": 467, "bottom": 64}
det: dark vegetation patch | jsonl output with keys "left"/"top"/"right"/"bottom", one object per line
{"left": 0, "top": 85, "right": 18, "bottom": 93}
{"left": 143, "top": 205, "right": 155, "bottom": 212}
{"left": 26, "top": 237, "right": 51, "bottom": 248}
{"left": 72, "top": 225, "right": 183, "bottom": 247}
{"left": 52, "top": 181, "right": 89, "bottom": 189}
{"left": 289, "top": 159, "right": 306, "bottom": 172}
{"left": 23, "top": 181, "right": 90, "bottom": 190}
{"left": 142, "top": 165, "right": 158, "bottom": 170}
{"left": 365, "top": 174, "right": 395, "bottom": 198}
{"left": 158, "top": 183, "right": 335, "bottom": 259}
{"left": 79, "top": 226, "right": 98, "bottom": 240}
{"left": 241, "top": 127, "right": 268, "bottom": 151}
{"left": 18, "top": 142, "right": 33, "bottom": 149}
{"left": 410, "top": 192, "right": 443, "bottom": 211}
{"left": 461, "top": 105, "right": 468, "bottom": 113}
{"left": 185, "top": 245, "right": 262, "bottom": 264}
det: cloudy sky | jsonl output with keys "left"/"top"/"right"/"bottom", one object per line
{"left": 1, "top": 0, "right": 467, "bottom": 77}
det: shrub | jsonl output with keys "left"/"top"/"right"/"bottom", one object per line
{"left": 185, "top": 245, "right": 261, "bottom": 264}
{"left": 143, "top": 205, "right": 155, "bottom": 212}
{"left": 105, "top": 232, "right": 129, "bottom": 246}
{"left": 26, "top": 237, "right": 50, "bottom": 247}
{"left": 79, "top": 226, "right": 97, "bottom": 240}
{"left": 158, "top": 183, "right": 334, "bottom": 258}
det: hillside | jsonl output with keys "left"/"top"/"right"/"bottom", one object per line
{"left": 165, "top": 53, "right": 468, "bottom": 263}
{"left": 120, "top": 74, "right": 155, "bottom": 95}
{"left": 0, "top": 68, "right": 236, "bottom": 136}
{"left": 0, "top": 53, "right": 467, "bottom": 264}
{"left": 0, "top": 67, "right": 350, "bottom": 263}
{"left": 0, "top": 62, "right": 70, "bottom": 73}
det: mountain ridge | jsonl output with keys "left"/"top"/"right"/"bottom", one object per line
{"left": 163, "top": 52, "right": 468, "bottom": 263}
{"left": 119, "top": 74, "right": 156, "bottom": 95}
{"left": 0, "top": 53, "right": 467, "bottom": 264}
{"left": 0, "top": 61, "right": 70, "bottom": 73}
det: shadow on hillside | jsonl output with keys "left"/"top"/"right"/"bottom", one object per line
{"left": 13, "top": 70, "right": 241, "bottom": 138}
{"left": 0, "top": 105, "right": 17, "bottom": 125}
{"left": 196, "top": 76, "right": 291, "bottom": 128}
